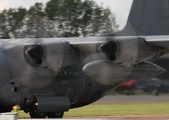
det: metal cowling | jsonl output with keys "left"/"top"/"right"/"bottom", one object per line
{"left": 34, "top": 96, "right": 70, "bottom": 112}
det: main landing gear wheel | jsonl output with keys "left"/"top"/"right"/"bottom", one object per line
{"left": 47, "top": 112, "right": 64, "bottom": 118}
{"left": 29, "top": 105, "right": 46, "bottom": 118}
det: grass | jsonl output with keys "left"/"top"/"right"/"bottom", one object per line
{"left": 18, "top": 102, "right": 169, "bottom": 118}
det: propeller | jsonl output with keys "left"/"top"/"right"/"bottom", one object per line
{"left": 1, "top": 15, "right": 62, "bottom": 89}
{"left": 21, "top": 39, "right": 59, "bottom": 88}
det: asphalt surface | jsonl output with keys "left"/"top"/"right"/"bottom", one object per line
{"left": 95, "top": 94, "right": 169, "bottom": 104}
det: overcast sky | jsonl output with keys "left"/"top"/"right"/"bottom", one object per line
{"left": 0, "top": 0, "right": 133, "bottom": 29}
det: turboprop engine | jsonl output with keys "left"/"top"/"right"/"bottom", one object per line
{"left": 0, "top": 38, "right": 81, "bottom": 88}
{"left": 2, "top": 38, "right": 79, "bottom": 77}
{"left": 101, "top": 37, "right": 160, "bottom": 67}
{"left": 24, "top": 40, "right": 79, "bottom": 68}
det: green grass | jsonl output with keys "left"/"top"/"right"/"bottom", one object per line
{"left": 18, "top": 102, "right": 169, "bottom": 118}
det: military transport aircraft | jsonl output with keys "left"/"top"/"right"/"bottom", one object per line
{"left": 0, "top": 0, "right": 168, "bottom": 118}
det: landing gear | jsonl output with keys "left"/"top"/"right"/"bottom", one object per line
{"left": 47, "top": 112, "right": 64, "bottom": 118}
{"left": 28, "top": 101, "right": 64, "bottom": 118}
{"left": 29, "top": 111, "right": 64, "bottom": 118}
{"left": 29, "top": 104, "right": 64, "bottom": 118}
{"left": 29, "top": 111, "right": 47, "bottom": 118}
{"left": 29, "top": 105, "right": 46, "bottom": 118}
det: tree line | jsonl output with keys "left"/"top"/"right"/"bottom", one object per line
{"left": 0, "top": 0, "right": 118, "bottom": 39}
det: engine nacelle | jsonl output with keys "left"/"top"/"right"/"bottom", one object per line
{"left": 2, "top": 38, "right": 80, "bottom": 77}
{"left": 101, "top": 37, "right": 159, "bottom": 67}
{"left": 24, "top": 40, "right": 79, "bottom": 69}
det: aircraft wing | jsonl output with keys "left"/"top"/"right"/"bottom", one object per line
{"left": 70, "top": 37, "right": 106, "bottom": 54}
{"left": 145, "top": 35, "right": 169, "bottom": 48}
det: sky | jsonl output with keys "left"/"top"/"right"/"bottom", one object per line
{"left": 0, "top": 0, "right": 133, "bottom": 29}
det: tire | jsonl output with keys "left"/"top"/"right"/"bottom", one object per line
{"left": 29, "top": 104, "right": 46, "bottom": 118}
{"left": 47, "top": 112, "right": 64, "bottom": 118}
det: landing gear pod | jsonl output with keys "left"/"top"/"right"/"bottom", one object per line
{"left": 34, "top": 96, "right": 70, "bottom": 112}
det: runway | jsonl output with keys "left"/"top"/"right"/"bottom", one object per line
{"left": 95, "top": 94, "right": 169, "bottom": 104}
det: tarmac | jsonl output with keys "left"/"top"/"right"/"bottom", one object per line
{"left": 95, "top": 94, "right": 169, "bottom": 104}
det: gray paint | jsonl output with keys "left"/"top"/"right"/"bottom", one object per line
{"left": 0, "top": 0, "right": 169, "bottom": 118}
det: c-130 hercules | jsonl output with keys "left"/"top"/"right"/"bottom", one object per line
{"left": 0, "top": 0, "right": 168, "bottom": 118}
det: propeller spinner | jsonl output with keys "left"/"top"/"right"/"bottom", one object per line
{"left": 27, "top": 45, "right": 44, "bottom": 65}
{"left": 101, "top": 41, "right": 117, "bottom": 61}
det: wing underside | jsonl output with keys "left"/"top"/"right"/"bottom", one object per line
{"left": 145, "top": 35, "right": 169, "bottom": 48}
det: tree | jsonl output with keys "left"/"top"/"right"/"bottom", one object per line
{"left": 0, "top": 7, "right": 27, "bottom": 38}
{"left": 15, "top": 15, "right": 56, "bottom": 38}
{"left": 0, "top": 9, "right": 10, "bottom": 39}
{"left": 15, "top": 3, "right": 56, "bottom": 38}
{"left": 81, "top": 2, "right": 118, "bottom": 36}
{"left": 28, "top": 3, "right": 45, "bottom": 17}
{"left": 45, "top": 0, "right": 83, "bottom": 37}
{"left": 45, "top": 0, "right": 118, "bottom": 37}
{"left": 0, "top": 0, "right": 118, "bottom": 38}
